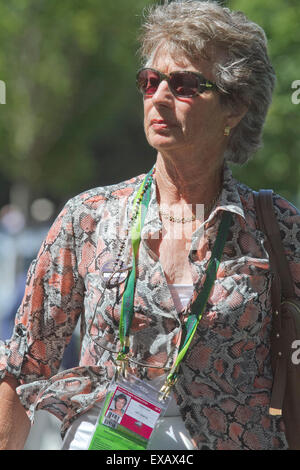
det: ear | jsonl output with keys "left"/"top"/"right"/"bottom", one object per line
{"left": 225, "top": 102, "right": 249, "bottom": 130}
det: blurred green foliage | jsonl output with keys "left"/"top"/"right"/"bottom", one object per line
{"left": 0, "top": 0, "right": 299, "bottom": 212}
{"left": 0, "top": 0, "right": 156, "bottom": 209}
{"left": 227, "top": 0, "right": 300, "bottom": 203}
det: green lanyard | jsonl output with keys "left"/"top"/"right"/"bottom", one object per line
{"left": 117, "top": 170, "right": 232, "bottom": 397}
{"left": 118, "top": 167, "right": 154, "bottom": 360}
{"left": 160, "top": 208, "right": 232, "bottom": 398}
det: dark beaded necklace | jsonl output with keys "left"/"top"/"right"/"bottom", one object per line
{"left": 111, "top": 167, "right": 156, "bottom": 276}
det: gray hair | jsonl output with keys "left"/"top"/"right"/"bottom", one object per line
{"left": 138, "top": 0, "right": 276, "bottom": 165}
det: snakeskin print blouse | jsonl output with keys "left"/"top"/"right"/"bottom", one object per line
{"left": 1, "top": 164, "right": 300, "bottom": 449}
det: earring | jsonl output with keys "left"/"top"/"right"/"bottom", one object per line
{"left": 224, "top": 126, "right": 230, "bottom": 136}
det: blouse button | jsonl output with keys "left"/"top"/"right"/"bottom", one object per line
{"left": 16, "top": 324, "right": 26, "bottom": 337}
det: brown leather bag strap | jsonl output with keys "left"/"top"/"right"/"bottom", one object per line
{"left": 253, "top": 189, "right": 291, "bottom": 417}
{"left": 253, "top": 189, "right": 295, "bottom": 300}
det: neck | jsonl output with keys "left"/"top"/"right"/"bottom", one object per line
{"left": 155, "top": 152, "right": 224, "bottom": 209}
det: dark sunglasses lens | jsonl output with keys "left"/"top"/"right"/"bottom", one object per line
{"left": 137, "top": 69, "right": 160, "bottom": 95}
{"left": 169, "top": 72, "right": 199, "bottom": 97}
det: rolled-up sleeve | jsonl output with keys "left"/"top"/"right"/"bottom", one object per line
{"left": 0, "top": 199, "right": 84, "bottom": 385}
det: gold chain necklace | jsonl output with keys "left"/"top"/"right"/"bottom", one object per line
{"left": 159, "top": 189, "right": 221, "bottom": 224}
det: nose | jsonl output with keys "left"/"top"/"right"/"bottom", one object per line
{"left": 151, "top": 79, "right": 173, "bottom": 104}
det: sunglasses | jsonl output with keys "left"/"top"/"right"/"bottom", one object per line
{"left": 136, "top": 67, "right": 218, "bottom": 98}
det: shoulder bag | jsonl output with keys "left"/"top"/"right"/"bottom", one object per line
{"left": 253, "top": 189, "right": 300, "bottom": 450}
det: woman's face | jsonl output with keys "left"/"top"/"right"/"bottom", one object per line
{"left": 116, "top": 397, "right": 126, "bottom": 411}
{"left": 143, "top": 51, "right": 240, "bottom": 161}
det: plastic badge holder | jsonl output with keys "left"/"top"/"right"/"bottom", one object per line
{"left": 88, "top": 372, "right": 170, "bottom": 450}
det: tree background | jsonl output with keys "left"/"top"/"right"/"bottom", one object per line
{"left": 0, "top": 0, "right": 299, "bottom": 222}
{"left": 0, "top": 0, "right": 299, "bottom": 450}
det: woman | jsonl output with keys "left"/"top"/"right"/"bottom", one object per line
{"left": 110, "top": 394, "right": 127, "bottom": 417}
{"left": 0, "top": 1, "right": 299, "bottom": 450}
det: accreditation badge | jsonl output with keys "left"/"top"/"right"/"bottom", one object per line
{"left": 88, "top": 372, "right": 170, "bottom": 450}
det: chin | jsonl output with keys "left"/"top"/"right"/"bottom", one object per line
{"left": 147, "top": 135, "right": 181, "bottom": 152}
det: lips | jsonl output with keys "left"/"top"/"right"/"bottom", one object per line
{"left": 150, "top": 118, "right": 174, "bottom": 129}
